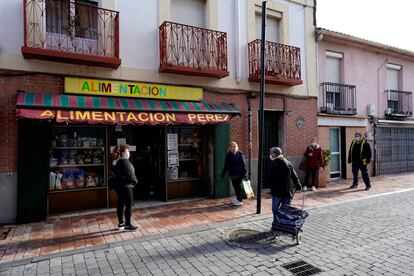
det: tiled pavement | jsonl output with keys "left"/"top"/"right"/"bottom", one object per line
{"left": 1, "top": 172, "right": 414, "bottom": 265}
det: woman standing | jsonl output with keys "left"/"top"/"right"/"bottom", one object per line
{"left": 112, "top": 144, "right": 138, "bottom": 231}
{"left": 221, "top": 142, "right": 247, "bottom": 206}
{"left": 303, "top": 138, "right": 323, "bottom": 192}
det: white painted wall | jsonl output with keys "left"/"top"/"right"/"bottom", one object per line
{"left": 0, "top": 0, "right": 311, "bottom": 87}
{"left": 0, "top": 0, "right": 23, "bottom": 55}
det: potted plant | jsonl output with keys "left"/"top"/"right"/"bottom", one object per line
{"left": 318, "top": 149, "right": 331, "bottom": 188}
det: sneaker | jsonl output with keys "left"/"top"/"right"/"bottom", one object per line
{"left": 124, "top": 225, "right": 138, "bottom": 231}
{"left": 302, "top": 186, "right": 308, "bottom": 192}
{"left": 233, "top": 200, "right": 243, "bottom": 206}
{"left": 311, "top": 186, "right": 316, "bottom": 192}
{"left": 117, "top": 222, "right": 125, "bottom": 230}
{"left": 231, "top": 199, "right": 239, "bottom": 205}
{"left": 365, "top": 186, "right": 371, "bottom": 191}
{"left": 349, "top": 184, "right": 358, "bottom": 189}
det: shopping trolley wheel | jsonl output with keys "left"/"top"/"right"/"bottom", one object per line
{"left": 295, "top": 232, "right": 302, "bottom": 245}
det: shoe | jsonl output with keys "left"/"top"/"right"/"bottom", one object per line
{"left": 124, "top": 225, "right": 138, "bottom": 231}
{"left": 349, "top": 184, "right": 358, "bottom": 189}
{"left": 233, "top": 200, "right": 243, "bottom": 206}
{"left": 365, "top": 187, "right": 371, "bottom": 191}
{"left": 117, "top": 222, "right": 125, "bottom": 230}
{"left": 302, "top": 186, "right": 308, "bottom": 192}
{"left": 231, "top": 199, "right": 239, "bottom": 205}
{"left": 311, "top": 186, "right": 316, "bottom": 192}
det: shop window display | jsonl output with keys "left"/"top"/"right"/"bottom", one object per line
{"left": 166, "top": 127, "right": 205, "bottom": 199}
{"left": 48, "top": 126, "right": 107, "bottom": 213}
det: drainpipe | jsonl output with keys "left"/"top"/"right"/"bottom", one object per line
{"left": 247, "top": 96, "right": 253, "bottom": 180}
{"left": 235, "top": 0, "right": 242, "bottom": 84}
{"left": 375, "top": 59, "right": 387, "bottom": 176}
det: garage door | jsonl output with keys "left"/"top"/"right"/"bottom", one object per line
{"left": 376, "top": 127, "right": 414, "bottom": 175}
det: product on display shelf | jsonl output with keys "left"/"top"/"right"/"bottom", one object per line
{"left": 86, "top": 173, "right": 96, "bottom": 187}
{"left": 55, "top": 173, "right": 63, "bottom": 190}
{"left": 49, "top": 172, "right": 56, "bottom": 190}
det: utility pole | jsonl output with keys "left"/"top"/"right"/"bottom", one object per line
{"left": 257, "top": 1, "right": 266, "bottom": 214}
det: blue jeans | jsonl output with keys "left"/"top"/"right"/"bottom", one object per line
{"left": 272, "top": 196, "right": 291, "bottom": 224}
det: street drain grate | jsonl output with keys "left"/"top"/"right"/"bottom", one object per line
{"left": 282, "top": 260, "right": 322, "bottom": 276}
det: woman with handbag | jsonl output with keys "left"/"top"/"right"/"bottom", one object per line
{"left": 221, "top": 141, "right": 247, "bottom": 206}
{"left": 302, "top": 138, "right": 323, "bottom": 191}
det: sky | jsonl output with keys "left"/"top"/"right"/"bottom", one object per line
{"left": 316, "top": 0, "right": 414, "bottom": 51}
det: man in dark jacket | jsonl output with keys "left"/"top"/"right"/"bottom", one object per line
{"left": 348, "top": 133, "right": 372, "bottom": 191}
{"left": 266, "top": 147, "right": 301, "bottom": 229}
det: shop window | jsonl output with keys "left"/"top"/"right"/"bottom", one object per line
{"left": 166, "top": 127, "right": 206, "bottom": 199}
{"left": 48, "top": 126, "right": 107, "bottom": 214}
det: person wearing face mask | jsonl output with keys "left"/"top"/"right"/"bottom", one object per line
{"left": 302, "top": 138, "right": 323, "bottom": 192}
{"left": 221, "top": 141, "right": 247, "bottom": 206}
{"left": 266, "top": 147, "right": 302, "bottom": 230}
{"left": 348, "top": 133, "right": 372, "bottom": 191}
{"left": 113, "top": 144, "right": 139, "bottom": 231}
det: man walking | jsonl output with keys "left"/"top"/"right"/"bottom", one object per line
{"left": 266, "top": 147, "right": 301, "bottom": 230}
{"left": 348, "top": 133, "right": 372, "bottom": 191}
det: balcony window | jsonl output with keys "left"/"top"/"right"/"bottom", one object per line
{"left": 320, "top": 82, "right": 357, "bottom": 115}
{"left": 248, "top": 40, "right": 302, "bottom": 85}
{"left": 385, "top": 90, "right": 413, "bottom": 118}
{"left": 22, "top": 0, "right": 120, "bottom": 68}
{"left": 159, "top": 21, "right": 229, "bottom": 78}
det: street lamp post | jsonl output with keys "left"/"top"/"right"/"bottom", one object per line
{"left": 257, "top": 1, "right": 267, "bottom": 214}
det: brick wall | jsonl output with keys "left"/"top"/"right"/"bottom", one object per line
{"left": 0, "top": 71, "right": 63, "bottom": 173}
{"left": 204, "top": 89, "right": 318, "bottom": 159}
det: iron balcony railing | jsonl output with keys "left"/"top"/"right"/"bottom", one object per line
{"left": 22, "top": 0, "right": 119, "bottom": 65}
{"left": 320, "top": 82, "right": 357, "bottom": 115}
{"left": 159, "top": 21, "right": 229, "bottom": 78}
{"left": 248, "top": 39, "right": 302, "bottom": 85}
{"left": 385, "top": 90, "right": 413, "bottom": 118}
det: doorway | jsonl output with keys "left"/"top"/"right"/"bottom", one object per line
{"left": 262, "top": 111, "right": 285, "bottom": 186}
{"left": 109, "top": 125, "right": 165, "bottom": 202}
{"left": 329, "top": 127, "right": 341, "bottom": 179}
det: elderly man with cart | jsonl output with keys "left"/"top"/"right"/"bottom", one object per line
{"left": 266, "top": 147, "right": 308, "bottom": 244}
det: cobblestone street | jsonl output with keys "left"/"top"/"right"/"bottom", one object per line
{"left": 1, "top": 188, "right": 413, "bottom": 275}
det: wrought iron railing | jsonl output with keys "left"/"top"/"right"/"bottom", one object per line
{"left": 385, "top": 90, "right": 413, "bottom": 118}
{"left": 320, "top": 82, "right": 357, "bottom": 115}
{"left": 159, "top": 21, "right": 228, "bottom": 76}
{"left": 23, "top": 0, "right": 119, "bottom": 58}
{"left": 248, "top": 39, "right": 301, "bottom": 85}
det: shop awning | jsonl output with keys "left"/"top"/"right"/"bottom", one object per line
{"left": 16, "top": 92, "right": 240, "bottom": 125}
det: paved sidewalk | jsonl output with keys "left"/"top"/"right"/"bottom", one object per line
{"left": 1, "top": 172, "right": 414, "bottom": 265}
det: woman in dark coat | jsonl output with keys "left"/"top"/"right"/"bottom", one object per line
{"left": 112, "top": 144, "right": 138, "bottom": 231}
{"left": 221, "top": 141, "right": 247, "bottom": 206}
{"left": 266, "top": 147, "right": 301, "bottom": 228}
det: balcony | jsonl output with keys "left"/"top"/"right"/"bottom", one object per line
{"left": 248, "top": 39, "right": 302, "bottom": 85}
{"left": 320, "top": 82, "right": 357, "bottom": 115}
{"left": 385, "top": 90, "right": 413, "bottom": 119}
{"left": 159, "top": 21, "right": 229, "bottom": 78}
{"left": 22, "top": 0, "right": 120, "bottom": 68}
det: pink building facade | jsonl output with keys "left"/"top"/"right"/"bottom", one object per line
{"left": 316, "top": 28, "right": 414, "bottom": 181}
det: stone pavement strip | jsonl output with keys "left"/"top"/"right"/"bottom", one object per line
{"left": 0, "top": 183, "right": 413, "bottom": 275}
{"left": 0, "top": 172, "right": 413, "bottom": 267}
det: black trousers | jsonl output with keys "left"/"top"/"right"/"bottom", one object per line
{"left": 231, "top": 176, "right": 244, "bottom": 202}
{"left": 352, "top": 162, "right": 371, "bottom": 188}
{"left": 116, "top": 186, "right": 134, "bottom": 226}
{"left": 304, "top": 168, "right": 318, "bottom": 187}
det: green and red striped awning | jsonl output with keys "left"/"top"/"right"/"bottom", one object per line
{"left": 16, "top": 92, "right": 240, "bottom": 125}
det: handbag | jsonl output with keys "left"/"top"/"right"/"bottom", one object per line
{"left": 299, "top": 157, "right": 307, "bottom": 171}
{"left": 242, "top": 178, "right": 255, "bottom": 199}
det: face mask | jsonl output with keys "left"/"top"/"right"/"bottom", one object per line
{"left": 355, "top": 137, "right": 361, "bottom": 142}
{"left": 269, "top": 155, "right": 276, "bottom": 161}
{"left": 311, "top": 142, "right": 317, "bottom": 147}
